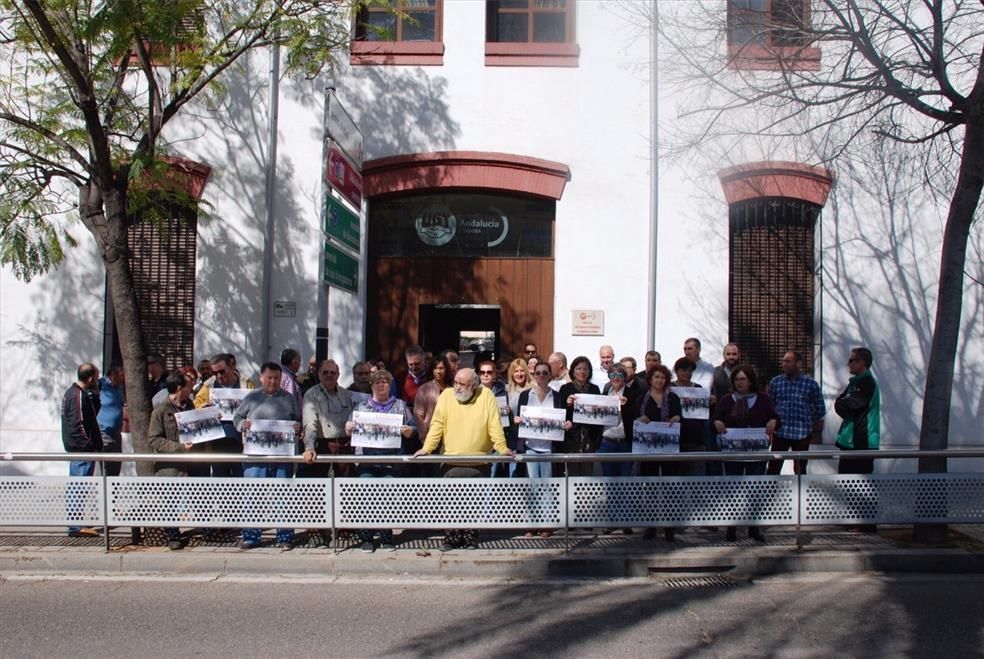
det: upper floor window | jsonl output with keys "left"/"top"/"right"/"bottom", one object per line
{"left": 487, "top": 0, "right": 572, "bottom": 43}
{"left": 727, "top": 0, "right": 820, "bottom": 71}
{"left": 351, "top": 0, "right": 444, "bottom": 66}
{"left": 485, "top": 0, "right": 579, "bottom": 67}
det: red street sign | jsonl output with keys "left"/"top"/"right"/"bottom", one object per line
{"left": 325, "top": 145, "right": 363, "bottom": 209}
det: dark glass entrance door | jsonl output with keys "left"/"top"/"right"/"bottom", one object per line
{"left": 419, "top": 304, "right": 500, "bottom": 368}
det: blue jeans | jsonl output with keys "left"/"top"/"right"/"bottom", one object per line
{"left": 598, "top": 440, "right": 633, "bottom": 477}
{"left": 525, "top": 451, "right": 553, "bottom": 479}
{"left": 67, "top": 459, "right": 96, "bottom": 534}
{"left": 241, "top": 463, "right": 293, "bottom": 544}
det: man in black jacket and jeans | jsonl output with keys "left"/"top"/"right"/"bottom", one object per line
{"left": 61, "top": 362, "right": 103, "bottom": 536}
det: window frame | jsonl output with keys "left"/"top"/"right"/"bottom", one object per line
{"left": 485, "top": 0, "right": 579, "bottom": 68}
{"left": 726, "top": 0, "right": 820, "bottom": 72}
{"left": 351, "top": 0, "right": 445, "bottom": 66}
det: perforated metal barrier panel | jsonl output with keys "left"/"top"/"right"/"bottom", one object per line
{"left": 2, "top": 473, "right": 983, "bottom": 530}
{"left": 0, "top": 476, "right": 103, "bottom": 526}
{"left": 108, "top": 477, "right": 332, "bottom": 528}
{"left": 335, "top": 477, "right": 564, "bottom": 529}
{"left": 802, "top": 473, "right": 984, "bottom": 524}
{"left": 570, "top": 476, "right": 798, "bottom": 527}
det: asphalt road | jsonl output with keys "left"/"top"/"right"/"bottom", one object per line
{"left": 1, "top": 574, "right": 981, "bottom": 658}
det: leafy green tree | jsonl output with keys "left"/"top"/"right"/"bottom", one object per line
{"left": 0, "top": 0, "right": 357, "bottom": 469}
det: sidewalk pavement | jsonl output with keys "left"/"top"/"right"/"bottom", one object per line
{"left": 2, "top": 525, "right": 982, "bottom": 580}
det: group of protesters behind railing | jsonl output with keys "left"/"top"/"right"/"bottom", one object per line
{"left": 61, "top": 339, "right": 880, "bottom": 551}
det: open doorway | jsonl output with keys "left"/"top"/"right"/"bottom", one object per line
{"left": 419, "top": 304, "right": 500, "bottom": 368}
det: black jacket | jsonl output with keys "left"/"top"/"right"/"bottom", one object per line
{"left": 61, "top": 383, "right": 103, "bottom": 452}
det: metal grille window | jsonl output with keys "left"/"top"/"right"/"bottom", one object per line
{"left": 729, "top": 198, "right": 819, "bottom": 385}
{"left": 105, "top": 203, "right": 198, "bottom": 373}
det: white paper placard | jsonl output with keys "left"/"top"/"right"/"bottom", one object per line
{"left": 671, "top": 386, "right": 710, "bottom": 420}
{"left": 718, "top": 427, "right": 770, "bottom": 452}
{"left": 243, "top": 419, "right": 297, "bottom": 456}
{"left": 209, "top": 387, "right": 250, "bottom": 421}
{"left": 518, "top": 405, "right": 566, "bottom": 442}
{"left": 632, "top": 420, "right": 680, "bottom": 454}
{"left": 496, "top": 395, "right": 511, "bottom": 427}
{"left": 350, "top": 410, "right": 403, "bottom": 449}
{"left": 174, "top": 407, "right": 225, "bottom": 444}
{"left": 572, "top": 393, "right": 621, "bottom": 426}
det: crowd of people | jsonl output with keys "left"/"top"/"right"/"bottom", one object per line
{"left": 60, "top": 338, "right": 880, "bottom": 550}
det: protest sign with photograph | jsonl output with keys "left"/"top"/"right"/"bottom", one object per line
{"left": 571, "top": 393, "right": 621, "bottom": 426}
{"left": 718, "top": 427, "right": 771, "bottom": 452}
{"left": 496, "top": 395, "right": 511, "bottom": 427}
{"left": 671, "top": 386, "right": 710, "bottom": 420}
{"left": 209, "top": 388, "right": 250, "bottom": 421}
{"left": 174, "top": 407, "right": 225, "bottom": 444}
{"left": 632, "top": 420, "right": 680, "bottom": 454}
{"left": 350, "top": 410, "right": 403, "bottom": 449}
{"left": 243, "top": 419, "right": 297, "bottom": 456}
{"left": 518, "top": 405, "right": 566, "bottom": 442}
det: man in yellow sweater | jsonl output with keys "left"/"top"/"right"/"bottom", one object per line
{"left": 413, "top": 367, "right": 514, "bottom": 550}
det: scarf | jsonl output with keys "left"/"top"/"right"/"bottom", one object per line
{"left": 368, "top": 395, "right": 398, "bottom": 414}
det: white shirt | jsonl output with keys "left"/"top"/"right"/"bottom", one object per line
{"left": 692, "top": 359, "right": 715, "bottom": 390}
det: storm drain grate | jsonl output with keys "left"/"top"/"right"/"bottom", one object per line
{"left": 661, "top": 575, "right": 738, "bottom": 589}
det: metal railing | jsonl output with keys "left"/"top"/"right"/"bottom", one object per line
{"left": 2, "top": 449, "right": 983, "bottom": 552}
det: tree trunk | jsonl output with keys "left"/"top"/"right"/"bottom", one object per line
{"left": 914, "top": 118, "right": 984, "bottom": 545}
{"left": 100, "top": 187, "right": 155, "bottom": 477}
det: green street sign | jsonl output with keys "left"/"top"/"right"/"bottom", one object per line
{"left": 323, "top": 241, "right": 359, "bottom": 294}
{"left": 323, "top": 193, "right": 360, "bottom": 252}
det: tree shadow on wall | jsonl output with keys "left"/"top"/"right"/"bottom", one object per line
{"left": 1, "top": 239, "right": 105, "bottom": 423}
{"left": 344, "top": 65, "right": 460, "bottom": 160}
{"left": 190, "top": 56, "right": 327, "bottom": 369}
{"left": 821, "top": 140, "right": 984, "bottom": 448}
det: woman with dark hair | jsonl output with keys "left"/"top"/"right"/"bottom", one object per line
{"left": 413, "top": 354, "right": 453, "bottom": 442}
{"left": 713, "top": 364, "right": 778, "bottom": 542}
{"left": 637, "top": 364, "right": 683, "bottom": 541}
{"left": 558, "top": 355, "right": 601, "bottom": 477}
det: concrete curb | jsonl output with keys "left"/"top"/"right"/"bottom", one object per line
{"left": 2, "top": 545, "right": 981, "bottom": 580}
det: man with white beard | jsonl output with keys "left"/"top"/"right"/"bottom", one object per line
{"left": 413, "top": 367, "right": 514, "bottom": 551}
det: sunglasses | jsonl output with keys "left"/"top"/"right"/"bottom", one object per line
{"left": 609, "top": 372, "right": 625, "bottom": 379}
{"left": 479, "top": 370, "right": 495, "bottom": 375}
{"left": 534, "top": 370, "right": 551, "bottom": 377}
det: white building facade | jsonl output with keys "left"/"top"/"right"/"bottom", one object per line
{"left": 1, "top": 1, "right": 980, "bottom": 474}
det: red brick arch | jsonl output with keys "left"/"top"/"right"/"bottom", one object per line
{"left": 718, "top": 161, "right": 834, "bottom": 206}
{"left": 362, "top": 151, "right": 571, "bottom": 200}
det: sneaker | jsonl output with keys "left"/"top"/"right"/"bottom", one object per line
{"left": 379, "top": 542, "right": 396, "bottom": 552}
{"left": 238, "top": 539, "right": 260, "bottom": 550}
{"left": 275, "top": 541, "right": 293, "bottom": 551}
{"left": 622, "top": 528, "right": 634, "bottom": 535}
{"left": 68, "top": 527, "right": 100, "bottom": 538}
{"left": 439, "top": 542, "right": 456, "bottom": 552}
{"left": 167, "top": 539, "right": 184, "bottom": 551}
{"left": 360, "top": 541, "right": 376, "bottom": 553}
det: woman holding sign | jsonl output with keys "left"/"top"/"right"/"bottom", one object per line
{"left": 559, "top": 356, "right": 601, "bottom": 477}
{"left": 713, "top": 365, "right": 778, "bottom": 542}
{"left": 345, "top": 369, "right": 416, "bottom": 553}
{"left": 636, "top": 364, "right": 682, "bottom": 541}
